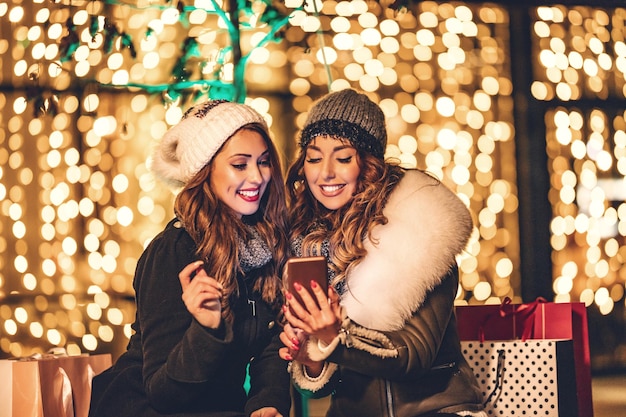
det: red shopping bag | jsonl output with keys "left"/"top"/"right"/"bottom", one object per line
{"left": 455, "top": 299, "right": 593, "bottom": 417}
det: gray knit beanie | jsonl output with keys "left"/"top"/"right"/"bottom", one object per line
{"left": 300, "top": 89, "right": 387, "bottom": 159}
{"left": 151, "top": 100, "right": 268, "bottom": 188}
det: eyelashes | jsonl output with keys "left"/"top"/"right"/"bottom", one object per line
{"left": 305, "top": 157, "right": 353, "bottom": 164}
{"left": 231, "top": 159, "right": 271, "bottom": 170}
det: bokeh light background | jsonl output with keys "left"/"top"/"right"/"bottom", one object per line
{"left": 0, "top": 0, "right": 624, "bottom": 369}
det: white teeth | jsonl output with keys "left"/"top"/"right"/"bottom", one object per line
{"left": 239, "top": 190, "right": 259, "bottom": 197}
{"left": 321, "top": 185, "right": 342, "bottom": 192}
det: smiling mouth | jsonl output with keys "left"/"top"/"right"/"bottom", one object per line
{"left": 238, "top": 189, "right": 261, "bottom": 200}
{"left": 320, "top": 184, "right": 345, "bottom": 194}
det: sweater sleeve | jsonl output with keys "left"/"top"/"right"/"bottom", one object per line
{"left": 134, "top": 222, "right": 236, "bottom": 413}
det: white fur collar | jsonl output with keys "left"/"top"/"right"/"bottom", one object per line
{"left": 340, "top": 170, "right": 473, "bottom": 331}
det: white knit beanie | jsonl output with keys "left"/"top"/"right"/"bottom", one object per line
{"left": 151, "top": 100, "right": 268, "bottom": 188}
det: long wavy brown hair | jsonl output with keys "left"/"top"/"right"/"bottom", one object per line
{"left": 175, "top": 123, "right": 289, "bottom": 323}
{"left": 286, "top": 138, "right": 405, "bottom": 289}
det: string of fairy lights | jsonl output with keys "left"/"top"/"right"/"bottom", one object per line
{"left": 530, "top": 6, "right": 626, "bottom": 316}
{"left": 0, "top": 1, "right": 624, "bottom": 362}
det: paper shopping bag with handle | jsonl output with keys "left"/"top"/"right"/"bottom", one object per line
{"left": 0, "top": 353, "right": 111, "bottom": 417}
{"left": 455, "top": 299, "right": 593, "bottom": 417}
{"left": 55, "top": 354, "right": 112, "bottom": 417}
{"left": 0, "top": 359, "right": 45, "bottom": 417}
{"left": 461, "top": 339, "right": 578, "bottom": 416}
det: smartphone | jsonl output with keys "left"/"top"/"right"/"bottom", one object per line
{"left": 285, "top": 256, "right": 328, "bottom": 310}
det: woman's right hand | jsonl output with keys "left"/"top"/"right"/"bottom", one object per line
{"left": 283, "top": 282, "right": 342, "bottom": 346}
{"left": 178, "top": 260, "right": 223, "bottom": 329}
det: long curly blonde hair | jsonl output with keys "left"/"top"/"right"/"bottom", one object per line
{"left": 175, "top": 124, "right": 289, "bottom": 323}
{"left": 286, "top": 140, "right": 404, "bottom": 289}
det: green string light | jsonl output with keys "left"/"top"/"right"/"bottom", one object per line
{"left": 27, "top": 1, "right": 307, "bottom": 114}
{"left": 92, "top": 1, "right": 300, "bottom": 103}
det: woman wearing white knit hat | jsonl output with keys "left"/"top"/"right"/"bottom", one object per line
{"left": 279, "top": 89, "right": 487, "bottom": 417}
{"left": 89, "top": 100, "right": 291, "bottom": 417}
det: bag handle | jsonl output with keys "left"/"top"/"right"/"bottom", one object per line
{"left": 483, "top": 348, "right": 506, "bottom": 406}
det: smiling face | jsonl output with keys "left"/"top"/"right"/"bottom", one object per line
{"left": 303, "top": 135, "right": 361, "bottom": 211}
{"left": 209, "top": 128, "right": 271, "bottom": 218}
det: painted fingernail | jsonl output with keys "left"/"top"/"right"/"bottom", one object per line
{"left": 291, "top": 337, "right": 299, "bottom": 345}
{"left": 282, "top": 305, "right": 288, "bottom": 313}
{"left": 286, "top": 292, "right": 293, "bottom": 300}
{"left": 293, "top": 282, "right": 302, "bottom": 291}
{"left": 285, "top": 354, "right": 293, "bottom": 361}
{"left": 310, "top": 280, "right": 318, "bottom": 289}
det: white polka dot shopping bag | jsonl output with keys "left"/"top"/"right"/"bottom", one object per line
{"left": 455, "top": 299, "right": 593, "bottom": 417}
{"left": 461, "top": 340, "right": 578, "bottom": 416}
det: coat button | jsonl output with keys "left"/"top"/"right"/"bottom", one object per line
{"left": 268, "top": 321, "right": 275, "bottom": 329}
{"left": 174, "top": 221, "right": 182, "bottom": 228}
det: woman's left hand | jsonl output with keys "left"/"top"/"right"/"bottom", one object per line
{"left": 250, "top": 406, "right": 282, "bottom": 417}
{"left": 283, "top": 281, "right": 341, "bottom": 345}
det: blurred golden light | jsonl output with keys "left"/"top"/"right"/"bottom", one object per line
{"left": 435, "top": 97, "right": 455, "bottom": 117}
{"left": 0, "top": 0, "right": 622, "bottom": 361}
{"left": 5, "top": 320, "right": 18, "bottom": 336}
{"left": 47, "top": 329, "right": 62, "bottom": 345}
{"left": 30, "top": 322, "right": 44, "bottom": 338}
{"left": 474, "top": 281, "right": 492, "bottom": 301}
{"left": 82, "top": 334, "right": 98, "bottom": 351}
{"left": 301, "top": 15, "right": 321, "bottom": 32}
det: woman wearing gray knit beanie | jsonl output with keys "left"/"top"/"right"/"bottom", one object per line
{"left": 280, "top": 89, "right": 487, "bottom": 417}
{"left": 89, "top": 100, "right": 291, "bottom": 417}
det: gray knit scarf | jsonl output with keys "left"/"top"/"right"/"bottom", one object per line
{"left": 239, "top": 225, "right": 272, "bottom": 273}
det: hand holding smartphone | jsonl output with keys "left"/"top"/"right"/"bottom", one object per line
{"left": 285, "top": 256, "right": 328, "bottom": 311}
